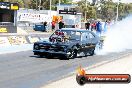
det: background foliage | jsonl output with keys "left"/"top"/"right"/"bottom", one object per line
{"left": 1, "top": 0, "right": 132, "bottom": 20}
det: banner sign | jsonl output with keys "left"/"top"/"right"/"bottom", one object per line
{"left": 17, "top": 13, "right": 50, "bottom": 22}
{"left": 0, "top": 2, "right": 10, "bottom": 9}
{"left": 0, "top": 2, "right": 19, "bottom": 10}
{"left": 59, "top": 10, "right": 77, "bottom": 15}
{"left": 10, "top": 3, "right": 19, "bottom": 10}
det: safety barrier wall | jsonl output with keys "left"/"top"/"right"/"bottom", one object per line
{"left": 8, "top": 36, "right": 28, "bottom": 45}
{"left": 0, "top": 37, "right": 10, "bottom": 46}
{"left": 0, "top": 35, "right": 46, "bottom": 46}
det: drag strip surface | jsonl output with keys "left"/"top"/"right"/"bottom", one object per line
{"left": 0, "top": 50, "right": 131, "bottom": 88}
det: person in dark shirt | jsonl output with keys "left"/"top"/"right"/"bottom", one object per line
{"left": 85, "top": 22, "right": 90, "bottom": 30}
{"left": 43, "top": 21, "right": 47, "bottom": 31}
{"left": 52, "top": 21, "right": 55, "bottom": 31}
{"left": 59, "top": 21, "right": 64, "bottom": 29}
{"left": 96, "top": 21, "right": 102, "bottom": 37}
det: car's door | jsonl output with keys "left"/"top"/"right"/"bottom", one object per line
{"left": 88, "top": 32, "right": 98, "bottom": 45}
{"left": 81, "top": 32, "right": 90, "bottom": 45}
{"left": 80, "top": 32, "right": 91, "bottom": 52}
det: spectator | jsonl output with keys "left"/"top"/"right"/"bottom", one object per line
{"left": 91, "top": 23, "right": 93, "bottom": 31}
{"left": 75, "top": 24, "right": 79, "bottom": 28}
{"left": 59, "top": 21, "right": 64, "bottom": 29}
{"left": 96, "top": 21, "right": 102, "bottom": 37}
{"left": 85, "top": 22, "right": 90, "bottom": 30}
{"left": 52, "top": 21, "right": 55, "bottom": 31}
{"left": 43, "top": 21, "right": 47, "bottom": 31}
{"left": 91, "top": 22, "right": 96, "bottom": 31}
{"left": 103, "top": 20, "right": 108, "bottom": 33}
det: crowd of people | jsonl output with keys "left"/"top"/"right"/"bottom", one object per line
{"left": 42, "top": 19, "right": 112, "bottom": 37}
{"left": 42, "top": 20, "right": 65, "bottom": 31}
{"left": 85, "top": 20, "right": 111, "bottom": 36}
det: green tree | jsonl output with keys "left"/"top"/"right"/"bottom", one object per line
{"left": 76, "top": 0, "right": 97, "bottom": 20}
{"left": 0, "top": 0, "right": 5, "bottom": 1}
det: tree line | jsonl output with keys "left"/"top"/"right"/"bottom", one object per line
{"left": 0, "top": 0, "right": 132, "bottom": 20}
{"left": 75, "top": 0, "right": 132, "bottom": 21}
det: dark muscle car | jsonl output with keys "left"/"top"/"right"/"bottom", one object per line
{"left": 33, "top": 28, "right": 100, "bottom": 59}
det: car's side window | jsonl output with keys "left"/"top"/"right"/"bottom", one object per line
{"left": 81, "top": 32, "right": 89, "bottom": 43}
{"left": 70, "top": 31, "right": 81, "bottom": 40}
{"left": 89, "top": 33, "right": 95, "bottom": 39}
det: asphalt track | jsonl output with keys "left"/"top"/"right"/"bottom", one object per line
{"left": 0, "top": 50, "right": 132, "bottom": 88}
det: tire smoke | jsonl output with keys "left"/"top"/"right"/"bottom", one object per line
{"left": 97, "top": 15, "right": 132, "bottom": 55}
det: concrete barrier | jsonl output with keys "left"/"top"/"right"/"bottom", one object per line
{"left": 0, "top": 37, "right": 10, "bottom": 46}
{"left": 27, "top": 36, "right": 40, "bottom": 43}
{"left": 0, "top": 35, "right": 48, "bottom": 46}
{"left": 8, "top": 36, "right": 28, "bottom": 45}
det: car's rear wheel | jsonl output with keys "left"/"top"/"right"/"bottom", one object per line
{"left": 73, "top": 49, "right": 77, "bottom": 58}
{"left": 89, "top": 49, "right": 95, "bottom": 56}
{"left": 66, "top": 49, "right": 77, "bottom": 59}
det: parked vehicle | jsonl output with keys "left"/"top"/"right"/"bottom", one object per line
{"left": 33, "top": 23, "right": 47, "bottom": 32}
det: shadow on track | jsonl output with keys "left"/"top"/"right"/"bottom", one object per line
{"left": 29, "top": 55, "right": 70, "bottom": 60}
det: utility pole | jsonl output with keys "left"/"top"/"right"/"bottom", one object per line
{"left": 116, "top": 0, "right": 120, "bottom": 21}
{"left": 84, "top": 0, "right": 87, "bottom": 22}
{"left": 39, "top": 0, "right": 41, "bottom": 11}
{"left": 58, "top": 0, "right": 61, "bottom": 14}
{"left": 49, "top": 0, "right": 52, "bottom": 30}
{"left": 36, "top": 0, "right": 38, "bottom": 10}
{"left": 58, "top": 0, "right": 61, "bottom": 19}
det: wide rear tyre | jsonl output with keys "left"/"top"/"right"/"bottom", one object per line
{"left": 67, "top": 49, "right": 77, "bottom": 59}
{"left": 89, "top": 49, "right": 95, "bottom": 56}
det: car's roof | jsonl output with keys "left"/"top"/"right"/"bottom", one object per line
{"left": 57, "top": 28, "right": 92, "bottom": 32}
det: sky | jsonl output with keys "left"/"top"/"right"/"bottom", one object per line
{"left": 72, "top": 0, "right": 132, "bottom": 3}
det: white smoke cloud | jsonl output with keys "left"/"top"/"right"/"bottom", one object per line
{"left": 97, "top": 15, "right": 132, "bottom": 55}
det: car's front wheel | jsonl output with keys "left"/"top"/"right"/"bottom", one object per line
{"left": 38, "top": 54, "right": 43, "bottom": 58}
{"left": 46, "top": 54, "right": 53, "bottom": 59}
